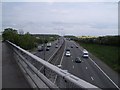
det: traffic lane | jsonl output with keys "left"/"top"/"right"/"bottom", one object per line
{"left": 65, "top": 41, "right": 95, "bottom": 85}
{"left": 33, "top": 40, "right": 59, "bottom": 69}
{"left": 61, "top": 40, "right": 88, "bottom": 77}
{"left": 72, "top": 40, "right": 120, "bottom": 86}
{"left": 67, "top": 41, "right": 105, "bottom": 87}
{"left": 34, "top": 40, "right": 60, "bottom": 60}
{"left": 84, "top": 58, "right": 117, "bottom": 88}
{"left": 62, "top": 40, "right": 116, "bottom": 88}
{"left": 62, "top": 40, "right": 98, "bottom": 86}
{"left": 70, "top": 41, "right": 117, "bottom": 88}
{"left": 61, "top": 40, "right": 73, "bottom": 70}
{"left": 33, "top": 39, "right": 63, "bottom": 69}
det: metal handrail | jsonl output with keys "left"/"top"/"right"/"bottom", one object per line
{"left": 7, "top": 40, "right": 101, "bottom": 89}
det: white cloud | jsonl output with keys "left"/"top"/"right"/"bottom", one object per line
{"left": 1, "top": 0, "right": 119, "bottom": 2}
{"left": 2, "top": 2, "right": 118, "bottom": 36}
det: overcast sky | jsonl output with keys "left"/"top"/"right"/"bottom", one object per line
{"left": 1, "top": 1, "right": 118, "bottom": 36}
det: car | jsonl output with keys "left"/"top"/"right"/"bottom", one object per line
{"left": 66, "top": 48, "right": 70, "bottom": 51}
{"left": 57, "top": 65, "right": 62, "bottom": 68}
{"left": 75, "top": 57, "right": 82, "bottom": 63}
{"left": 76, "top": 46, "right": 78, "bottom": 48}
{"left": 47, "top": 43, "right": 51, "bottom": 47}
{"left": 55, "top": 45, "right": 58, "bottom": 48}
{"left": 38, "top": 46, "right": 43, "bottom": 51}
{"left": 41, "top": 44, "right": 44, "bottom": 47}
{"left": 46, "top": 47, "right": 50, "bottom": 51}
{"left": 71, "top": 45, "right": 73, "bottom": 48}
{"left": 65, "top": 51, "right": 71, "bottom": 57}
{"left": 82, "top": 49, "right": 89, "bottom": 58}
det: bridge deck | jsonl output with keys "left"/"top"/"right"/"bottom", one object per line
{"left": 2, "top": 42, "right": 31, "bottom": 88}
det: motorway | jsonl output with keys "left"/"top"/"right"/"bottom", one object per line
{"left": 1, "top": 37, "right": 120, "bottom": 89}
{"left": 34, "top": 37, "right": 64, "bottom": 61}
{"left": 30, "top": 37, "right": 64, "bottom": 71}
{"left": 60, "top": 39, "right": 119, "bottom": 89}
{"left": 33, "top": 37, "right": 119, "bottom": 89}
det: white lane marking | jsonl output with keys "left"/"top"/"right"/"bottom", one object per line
{"left": 73, "top": 65, "right": 74, "bottom": 69}
{"left": 86, "top": 67, "right": 88, "bottom": 69}
{"left": 72, "top": 60, "right": 73, "bottom": 62}
{"left": 53, "top": 75, "right": 58, "bottom": 84}
{"left": 89, "top": 57, "right": 120, "bottom": 89}
{"left": 91, "top": 77, "right": 94, "bottom": 81}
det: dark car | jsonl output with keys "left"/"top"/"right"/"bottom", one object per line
{"left": 71, "top": 45, "right": 73, "bottom": 48}
{"left": 46, "top": 47, "right": 50, "bottom": 51}
{"left": 75, "top": 57, "right": 82, "bottom": 63}
{"left": 76, "top": 46, "right": 78, "bottom": 48}
{"left": 66, "top": 48, "right": 70, "bottom": 51}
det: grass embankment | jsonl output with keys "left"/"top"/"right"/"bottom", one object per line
{"left": 78, "top": 42, "right": 120, "bottom": 73}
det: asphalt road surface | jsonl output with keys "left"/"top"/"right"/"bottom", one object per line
{"left": 61, "top": 39, "right": 119, "bottom": 89}
{"left": 34, "top": 37, "right": 64, "bottom": 61}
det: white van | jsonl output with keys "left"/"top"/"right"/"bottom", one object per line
{"left": 82, "top": 49, "right": 89, "bottom": 58}
{"left": 47, "top": 43, "right": 51, "bottom": 47}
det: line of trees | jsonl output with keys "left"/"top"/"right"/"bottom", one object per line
{"left": 2, "top": 28, "right": 60, "bottom": 50}
{"left": 74, "top": 36, "right": 119, "bottom": 47}
{"left": 2, "top": 28, "right": 36, "bottom": 50}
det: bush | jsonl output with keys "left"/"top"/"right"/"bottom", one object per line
{"left": 2, "top": 28, "right": 36, "bottom": 50}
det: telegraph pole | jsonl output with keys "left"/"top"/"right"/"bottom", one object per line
{"left": 43, "top": 34, "right": 46, "bottom": 75}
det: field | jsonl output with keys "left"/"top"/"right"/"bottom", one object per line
{"left": 78, "top": 42, "right": 120, "bottom": 73}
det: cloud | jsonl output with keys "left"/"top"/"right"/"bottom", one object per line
{"left": 2, "top": 2, "right": 118, "bottom": 36}
{"left": 1, "top": 0, "right": 119, "bottom": 2}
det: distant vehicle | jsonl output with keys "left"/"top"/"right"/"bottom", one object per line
{"left": 65, "top": 51, "right": 71, "bottom": 57}
{"left": 41, "top": 44, "right": 44, "bottom": 47}
{"left": 71, "top": 45, "right": 73, "bottom": 48}
{"left": 47, "top": 43, "right": 52, "bottom": 47}
{"left": 57, "top": 65, "right": 62, "bottom": 68}
{"left": 46, "top": 47, "right": 50, "bottom": 51}
{"left": 55, "top": 45, "right": 58, "bottom": 48}
{"left": 82, "top": 49, "right": 89, "bottom": 58}
{"left": 66, "top": 48, "right": 70, "bottom": 51}
{"left": 76, "top": 46, "right": 78, "bottom": 48}
{"left": 75, "top": 57, "right": 82, "bottom": 63}
{"left": 38, "top": 46, "right": 43, "bottom": 51}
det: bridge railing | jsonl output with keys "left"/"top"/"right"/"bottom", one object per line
{"left": 7, "top": 40, "right": 101, "bottom": 90}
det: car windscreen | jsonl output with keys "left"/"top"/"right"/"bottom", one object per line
{"left": 84, "top": 53, "right": 88, "bottom": 55}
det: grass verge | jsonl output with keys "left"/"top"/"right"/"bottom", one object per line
{"left": 77, "top": 42, "right": 120, "bottom": 73}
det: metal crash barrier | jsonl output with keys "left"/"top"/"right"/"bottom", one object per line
{"left": 7, "top": 40, "right": 101, "bottom": 90}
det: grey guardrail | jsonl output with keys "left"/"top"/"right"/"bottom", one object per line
{"left": 7, "top": 40, "right": 101, "bottom": 89}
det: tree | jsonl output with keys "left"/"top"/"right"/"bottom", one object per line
{"left": 2, "top": 28, "right": 18, "bottom": 43}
